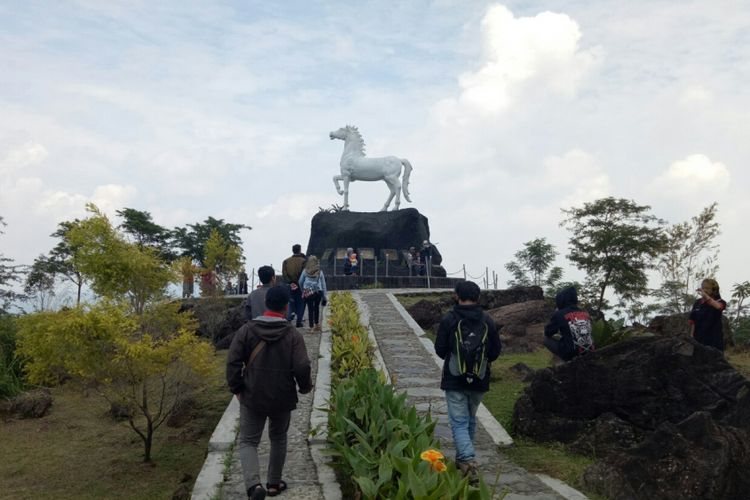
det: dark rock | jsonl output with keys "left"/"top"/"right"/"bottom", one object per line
{"left": 167, "top": 396, "right": 197, "bottom": 428}
{"left": 108, "top": 401, "right": 132, "bottom": 421}
{"left": 584, "top": 411, "right": 750, "bottom": 500}
{"left": 180, "top": 297, "right": 247, "bottom": 346}
{"left": 568, "top": 412, "right": 644, "bottom": 456}
{"left": 171, "top": 483, "right": 191, "bottom": 500}
{"left": 513, "top": 336, "right": 750, "bottom": 448}
{"left": 479, "top": 287, "right": 544, "bottom": 310}
{"left": 488, "top": 299, "right": 554, "bottom": 353}
{"left": 6, "top": 389, "right": 53, "bottom": 419}
{"left": 509, "top": 362, "right": 536, "bottom": 382}
{"left": 407, "top": 299, "right": 446, "bottom": 330}
{"left": 649, "top": 312, "right": 733, "bottom": 347}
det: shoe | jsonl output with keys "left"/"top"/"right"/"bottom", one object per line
{"left": 247, "top": 483, "right": 266, "bottom": 499}
{"left": 456, "top": 460, "right": 480, "bottom": 485}
{"left": 295, "top": 322, "right": 303, "bottom": 328}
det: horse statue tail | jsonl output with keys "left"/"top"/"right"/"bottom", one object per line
{"left": 401, "top": 159, "right": 413, "bottom": 202}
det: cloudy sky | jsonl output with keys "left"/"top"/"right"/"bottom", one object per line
{"left": 1, "top": 0, "right": 748, "bottom": 298}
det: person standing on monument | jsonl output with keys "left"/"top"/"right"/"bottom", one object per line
{"left": 282, "top": 244, "right": 306, "bottom": 327}
{"left": 227, "top": 285, "right": 313, "bottom": 499}
{"left": 434, "top": 281, "right": 501, "bottom": 483}
{"left": 238, "top": 267, "right": 249, "bottom": 295}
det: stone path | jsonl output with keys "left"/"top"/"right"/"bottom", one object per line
{"left": 215, "top": 291, "right": 580, "bottom": 500}
{"left": 220, "top": 326, "right": 323, "bottom": 500}
{"left": 359, "top": 290, "right": 565, "bottom": 500}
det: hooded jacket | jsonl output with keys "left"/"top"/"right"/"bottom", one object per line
{"left": 544, "top": 287, "right": 591, "bottom": 361}
{"left": 435, "top": 304, "right": 501, "bottom": 392}
{"left": 226, "top": 315, "right": 312, "bottom": 414}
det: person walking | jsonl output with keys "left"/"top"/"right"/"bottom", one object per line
{"left": 299, "top": 255, "right": 328, "bottom": 333}
{"left": 282, "top": 244, "right": 306, "bottom": 327}
{"left": 434, "top": 281, "right": 501, "bottom": 483}
{"left": 244, "top": 265, "right": 276, "bottom": 321}
{"left": 227, "top": 285, "right": 313, "bottom": 499}
{"left": 690, "top": 278, "right": 727, "bottom": 351}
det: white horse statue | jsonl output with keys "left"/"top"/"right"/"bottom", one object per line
{"left": 329, "top": 125, "right": 413, "bottom": 211}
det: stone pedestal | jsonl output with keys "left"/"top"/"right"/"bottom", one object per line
{"left": 305, "top": 208, "right": 446, "bottom": 279}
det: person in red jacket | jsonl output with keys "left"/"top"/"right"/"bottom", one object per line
{"left": 227, "top": 285, "right": 312, "bottom": 499}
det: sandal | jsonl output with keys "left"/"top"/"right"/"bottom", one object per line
{"left": 247, "top": 483, "right": 266, "bottom": 500}
{"left": 265, "top": 480, "right": 287, "bottom": 496}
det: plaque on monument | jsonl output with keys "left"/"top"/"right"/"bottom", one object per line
{"left": 359, "top": 248, "right": 375, "bottom": 260}
{"left": 335, "top": 248, "right": 348, "bottom": 259}
{"left": 382, "top": 249, "right": 398, "bottom": 261}
{"left": 321, "top": 248, "right": 333, "bottom": 261}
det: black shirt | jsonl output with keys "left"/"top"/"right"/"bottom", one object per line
{"left": 689, "top": 298, "right": 726, "bottom": 351}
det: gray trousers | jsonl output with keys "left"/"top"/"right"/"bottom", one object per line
{"left": 239, "top": 403, "right": 292, "bottom": 488}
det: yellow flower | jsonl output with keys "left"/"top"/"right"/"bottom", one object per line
{"left": 430, "top": 460, "right": 447, "bottom": 473}
{"left": 420, "top": 449, "right": 444, "bottom": 463}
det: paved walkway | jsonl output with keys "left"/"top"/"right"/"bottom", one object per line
{"left": 359, "top": 290, "right": 565, "bottom": 500}
{"left": 215, "top": 290, "right": 581, "bottom": 500}
{"left": 220, "top": 326, "right": 324, "bottom": 500}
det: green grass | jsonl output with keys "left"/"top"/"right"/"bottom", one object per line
{"left": 727, "top": 348, "right": 750, "bottom": 378}
{"left": 0, "top": 351, "right": 230, "bottom": 500}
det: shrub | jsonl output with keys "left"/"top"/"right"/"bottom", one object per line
{"left": 329, "top": 292, "right": 373, "bottom": 383}
{"left": 591, "top": 318, "right": 629, "bottom": 348}
{"left": 0, "top": 314, "right": 24, "bottom": 398}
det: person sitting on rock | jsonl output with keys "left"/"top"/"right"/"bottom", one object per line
{"left": 543, "top": 286, "right": 594, "bottom": 361}
{"left": 690, "top": 278, "right": 727, "bottom": 351}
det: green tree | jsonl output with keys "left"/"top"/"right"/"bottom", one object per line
{"left": 116, "top": 208, "right": 176, "bottom": 261}
{"left": 16, "top": 302, "right": 213, "bottom": 462}
{"left": 0, "top": 216, "right": 24, "bottom": 313}
{"left": 24, "top": 255, "right": 57, "bottom": 311}
{"left": 505, "top": 238, "right": 563, "bottom": 293}
{"left": 561, "top": 197, "right": 666, "bottom": 311}
{"left": 203, "top": 228, "right": 243, "bottom": 293}
{"left": 731, "top": 281, "right": 750, "bottom": 324}
{"left": 67, "top": 204, "right": 175, "bottom": 315}
{"left": 44, "top": 220, "right": 87, "bottom": 307}
{"left": 172, "top": 217, "right": 250, "bottom": 267}
{"left": 655, "top": 203, "right": 720, "bottom": 313}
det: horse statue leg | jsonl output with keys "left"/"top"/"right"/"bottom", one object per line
{"left": 333, "top": 175, "right": 344, "bottom": 195}
{"left": 391, "top": 175, "right": 402, "bottom": 210}
{"left": 342, "top": 175, "right": 350, "bottom": 211}
{"left": 381, "top": 178, "right": 397, "bottom": 211}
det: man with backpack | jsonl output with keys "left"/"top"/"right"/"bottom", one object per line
{"left": 434, "top": 281, "right": 501, "bottom": 482}
{"left": 227, "top": 285, "right": 313, "bottom": 499}
{"left": 543, "top": 286, "right": 594, "bottom": 361}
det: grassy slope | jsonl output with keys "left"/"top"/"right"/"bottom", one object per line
{"left": 0, "top": 351, "right": 229, "bottom": 500}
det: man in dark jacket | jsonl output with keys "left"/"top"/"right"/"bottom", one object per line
{"left": 281, "top": 244, "right": 306, "bottom": 327}
{"left": 227, "top": 285, "right": 313, "bottom": 499}
{"left": 544, "top": 286, "right": 594, "bottom": 361}
{"left": 434, "top": 281, "right": 501, "bottom": 481}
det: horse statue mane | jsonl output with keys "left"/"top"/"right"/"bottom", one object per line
{"left": 329, "top": 125, "right": 413, "bottom": 212}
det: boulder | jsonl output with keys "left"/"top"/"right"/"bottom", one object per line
{"left": 488, "top": 299, "right": 554, "bottom": 353}
{"left": 407, "top": 299, "right": 446, "bottom": 331}
{"left": 180, "top": 297, "right": 246, "bottom": 346}
{"left": 513, "top": 336, "right": 749, "bottom": 447}
{"left": 4, "top": 389, "right": 53, "bottom": 419}
{"left": 583, "top": 411, "right": 750, "bottom": 500}
{"left": 649, "top": 312, "right": 734, "bottom": 347}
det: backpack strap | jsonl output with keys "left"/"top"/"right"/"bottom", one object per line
{"left": 248, "top": 339, "right": 267, "bottom": 366}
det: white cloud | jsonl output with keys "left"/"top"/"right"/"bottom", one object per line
{"left": 540, "top": 149, "right": 610, "bottom": 206}
{"left": 0, "top": 142, "right": 48, "bottom": 173}
{"left": 649, "top": 154, "right": 730, "bottom": 199}
{"left": 445, "top": 5, "right": 600, "bottom": 115}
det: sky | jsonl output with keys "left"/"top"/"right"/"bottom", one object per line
{"left": 1, "top": 0, "right": 749, "bottom": 303}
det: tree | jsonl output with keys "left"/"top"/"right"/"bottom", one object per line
{"left": 116, "top": 208, "right": 176, "bottom": 261}
{"left": 24, "top": 255, "right": 57, "bottom": 311}
{"left": 46, "top": 220, "right": 86, "bottom": 307}
{"left": 505, "top": 238, "right": 563, "bottom": 293}
{"left": 655, "top": 203, "right": 720, "bottom": 313}
{"left": 0, "top": 216, "right": 24, "bottom": 313}
{"left": 561, "top": 197, "right": 666, "bottom": 311}
{"left": 172, "top": 217, "right": 250, "bottom": 267}
{"left": 203, "top": 228, "right": 243, "bottom": 294}
{"left": 67, "top": 204, "right": 175, "bottom": 315}
{"left": 16, "top": 302, "right": 213, "bottom": 462}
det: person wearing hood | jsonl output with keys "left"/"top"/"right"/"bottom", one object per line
{"left": 434, "top": 281, "right": 501, "bottom": 483}
{"left": 227, "top": 285, "right": 313, "bottom": 499}
{"left": 544, "top": 286, "right": 594, "bottom": 361}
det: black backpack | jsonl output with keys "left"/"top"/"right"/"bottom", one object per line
{"left": 448, "top": 317, "right": 489, "bottom": 384}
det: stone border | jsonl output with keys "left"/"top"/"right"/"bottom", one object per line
{"left": 308, "top": 306, "right": 343, "bottom": 500}
{"left": 353, "top": 292, "right": 392, "bottom": 383}
{"left": 387, "top": 291, "right": 590, "bottom": 500}
{"left": 191, "top": 397, "right": 240, "bottom": 500}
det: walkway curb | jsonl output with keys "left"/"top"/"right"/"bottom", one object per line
{"left": 353, "top": 292, "right": 391, "bottom": 383}
{"left": 191, "top": 396, "right": 240, "bottom": 500}
{"left": 308, "top": 306, "right": 343, "bottom": 500}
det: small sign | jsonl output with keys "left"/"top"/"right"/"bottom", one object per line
{"left": 359, "top": 247, "right": 375, "bottom": 259}
{"left": 382, "top": 249, "right": 398, "bottom": 260}
{"left": 335, "top": 248, "right": 349, "bottom": 259}
{"left": 321, "top": 249, "right": 332, "bottom": 261}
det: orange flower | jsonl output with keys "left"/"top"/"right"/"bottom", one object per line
{"left": 420, "top": 449, "right": 444, "bottom": 463}
{"left": 351, "top": 335, "right": 360, "bottom": 343}
{"left": 430, "top": 460, "right": 447, "bottom": 473}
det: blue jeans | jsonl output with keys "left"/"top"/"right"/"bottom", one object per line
{"left": 445, "top": 390, "right": 484, "bottom": 462}
{"left": 287, "top": 286, "right": 304, "bottom": 325}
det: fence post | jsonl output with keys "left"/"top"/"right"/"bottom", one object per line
{"left": 251, "top": 268, "right": 255, "bottom": 290}
{"left": 493, "top": 271, "right": 498, "bottom": 289}
{"left": 375, "top": 256, "right": 378, "bottom": 285}
{"left": 333, "top": 256, "right": 337, "bottom": 277}
{"left": 385, "top": 256, "right": 389, "bottom": 277}
{"left": 485, "top": 267, "right": 489, "bottom": 290}
{"left": 463, "top": 264, "right": 466, "bottom": 280}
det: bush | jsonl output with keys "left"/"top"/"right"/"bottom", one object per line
{"left": 0, "top": 314, "right": 24, "bottom": 398}
{"left": 329, "top": 293, "right": 374, "bottom": 383}
{"left": 591, "top": 318, "right": 629, "bottom": 348}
